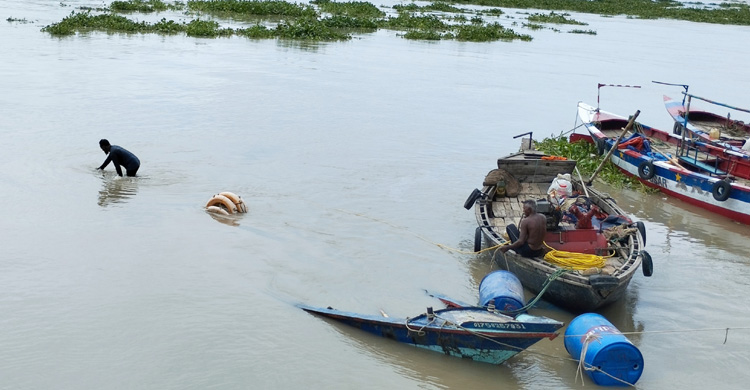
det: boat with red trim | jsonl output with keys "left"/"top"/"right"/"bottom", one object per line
{"left": 579, "top": 101, "right": 750, "bottom": 225}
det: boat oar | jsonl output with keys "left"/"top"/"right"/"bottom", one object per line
{"left": 574, "top": 165, "right": 590, "bottom": 198}
{"left": 648, "top": 142, "right": 686, "bottom": 169}
{"left": 586, "top": 110, "right": 640, "bottom": 186}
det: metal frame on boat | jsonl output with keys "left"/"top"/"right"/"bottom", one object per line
{"left": 664, "top": 93, "right": 750, "bottom": 151}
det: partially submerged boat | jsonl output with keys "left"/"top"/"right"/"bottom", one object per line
{"left": 464, "top": 141, "right": 649, "bottom": 312}
{"left": 579, "top": 101, "right": 750, "bottom": 225}
{"left": 299, "top": 304, "right": 563, "bottom": 365}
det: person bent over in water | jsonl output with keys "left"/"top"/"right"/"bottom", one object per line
{"left": 500, "top": 200, "right": 547, "bottom": 258}
{"left": 98, "top": 139, "right": 140, "bottom": 177}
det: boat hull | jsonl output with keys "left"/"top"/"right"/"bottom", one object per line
{"left": 664, "top": 95, "right": 750, "bottom": 148}
{"left": 579, "top": 102, "right": 750, "bottom": 225}
{"left": 300, "top": 305, "right": 562, "bottom": 365}
{"left": 472, "top": 150, "right": 644, "bottom": 313}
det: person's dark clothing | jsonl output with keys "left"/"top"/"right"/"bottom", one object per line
{"left": 506, "top": 224, "right": 545, "bottom": 258}
{"left": 99, "top": 145, "right": 140, "bottom": 177}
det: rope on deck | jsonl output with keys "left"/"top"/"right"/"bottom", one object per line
{"left": 542, "top": 242, "right": 609, "bottom": 270}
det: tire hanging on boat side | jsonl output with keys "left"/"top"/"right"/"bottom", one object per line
{"left": 596, "top": 138, "right": 605, "bottom": 156}
{"left": 638, "top": 160, "right": 655, "bottom": 180}
{"left": 464, "top": 188, "right": 482, "bottom": 210}
{"left": 641, "top": 250, "right": 653, "bottom": 277}
{"left": 635, "top": 221, "right": 646, "bottom": 246}
{"left": 712, "top": 180, "right": 731, "bottom": 201}
{"left": 474, "top": 227, "right": 482, "bottom": 252}
{"left": 673, "top": 122, "right": 683, "bottom": 135}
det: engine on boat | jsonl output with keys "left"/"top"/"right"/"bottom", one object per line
{"left": 536, "top": 199, "right": 561, "bottom": 231}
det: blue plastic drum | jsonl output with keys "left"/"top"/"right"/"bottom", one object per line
{"left": 564, "top": 313, "right": 644, "bottom": 386}
{"left": 478, "top": 270, "right": 524, "bottom": 311}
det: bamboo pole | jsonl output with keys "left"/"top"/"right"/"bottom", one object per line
{"left": 586, "top": 110, "right": 640, "bottom": 186}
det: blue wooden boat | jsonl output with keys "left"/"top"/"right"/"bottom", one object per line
{"left": 300, "top": 304, "right": 563, "bottom": 364}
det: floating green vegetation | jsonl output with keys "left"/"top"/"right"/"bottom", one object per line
{"left": 312, "top": 0, "right": 385, "bottom": 18}
{"left": 110, "top": 0, "right": 176, "bottom": 13}
{"left": 523, "top": 22, "right": 545, "bottom": 30}
{"left": 43, "top": 0, "right": 750, "bottom": 45}
{"left": 393, "top": 2, "right": 466, "bottom": 14}
{"left": 446, "top": 0, "right": 750, "bottom": 26}
{"left": 42, "top": 10, "right": 350, "bottom": 40}
{"left": 187, "top": 0, "right": 317, "bottom": 18}
{"left": 185, "top": 19, "right": 233, "bottom": 37}
{"left": 403, "top": 29, "right": 444, "bottom": 40}
{"left": 275, "top": 17, "right": 351, "bottom": 39}
{"left": 535, "top": 136, "right": 652, "bottom": 190}
{"left": 480, "top": 8, "right": 505, "bottom": 16}
{"left": 321, "top": 15, "right": 379, "bottom": 29}
{"left": 235, "top": 24, "right": 275, "bottom": 38}
{"left": 527, "top": 11, "right": 586, "bottom": 25}
{"left": 380, "top": 13, "right": 449, "bottom": 31}
{"left": 41, "top": 12, "right": 149, "bottom": 35}
{"left": 7, "top": 17, "right": 31, "bottom": 23}
{"left": 454, "top": 22, "right": 531, "bottom": 41}
{"left": 425, "top": 2, "right": 466, "bottom": 14}
{"left": 152, "top": 17, "right": 184, "bottom": 33}
{"left": 569, "top": 29, "right": 596, "bottom": 35}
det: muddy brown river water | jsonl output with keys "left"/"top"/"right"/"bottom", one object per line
{"left": 2, "top": 1, "right": 749, "bottom": 388}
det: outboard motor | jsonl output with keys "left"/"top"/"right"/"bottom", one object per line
{"left": 536, "top": 199, "right": 561, "bottom": 231}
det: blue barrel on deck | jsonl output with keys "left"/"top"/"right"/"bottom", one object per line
{"left": 564, "top": 313, "right": 644, "bottom": 386}
{"left": 478, "top": 270, "right": 524, "bottom": 312}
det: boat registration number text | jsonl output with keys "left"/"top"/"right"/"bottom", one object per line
{"left": 471, "top": 322, "right": 527, "bottom": 330}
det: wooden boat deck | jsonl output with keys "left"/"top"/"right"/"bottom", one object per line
{"left": 690, "top": 119, "right": 747, "bottom": 140}
{"left": 488, "top": 182, "right": 577, "bottom": 232}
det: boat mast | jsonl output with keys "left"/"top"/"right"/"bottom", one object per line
{"left": 597, "top": 83, "right": 641, "bottom": 111}
{"left": 679, "top": 95, "right": 692, "bottom": 157}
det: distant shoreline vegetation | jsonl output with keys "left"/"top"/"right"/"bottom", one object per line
{"left": 39, "top": 0, "right": 750, "bottom": 42}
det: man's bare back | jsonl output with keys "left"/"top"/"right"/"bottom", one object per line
{"left": 520, "top": 213, "right": 546, "bottom": 251}
{"left": 500, "top": 200, "right": 547, "bottom": 256}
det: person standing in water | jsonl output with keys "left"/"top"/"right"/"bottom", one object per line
{"left": 97, "top": 139, "right": 140, "bottom": 177}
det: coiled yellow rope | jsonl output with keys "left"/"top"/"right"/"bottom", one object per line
{"left": 543, "top": 242, "right": 608, "bottom": 270}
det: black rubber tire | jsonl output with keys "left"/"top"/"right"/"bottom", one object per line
{"left": 641, "top": 250, "right": 653, "bottom": 277}
{"left": 673, "top": 122, "right": 683, "bottom": 135}
{"left": 712, "top": 180, "right": 731, "bottom": 201}
{"left": 474, "top": 227, "right": 482, "bottom": 252}
{"left": 464, "top": 188, "right": 481, "bottom": 210}
{"left": 638, "top": 160, "right": 655, "bottom": 180}
{"left": 596, "top": 138, "right": 605, "bottom": 156}
{"left": 636, "top": 221, "right": 646, "bottom": 246}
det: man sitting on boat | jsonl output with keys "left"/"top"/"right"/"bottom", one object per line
{"left": 500, "top": 200, "right": 547, "bottom": 258}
